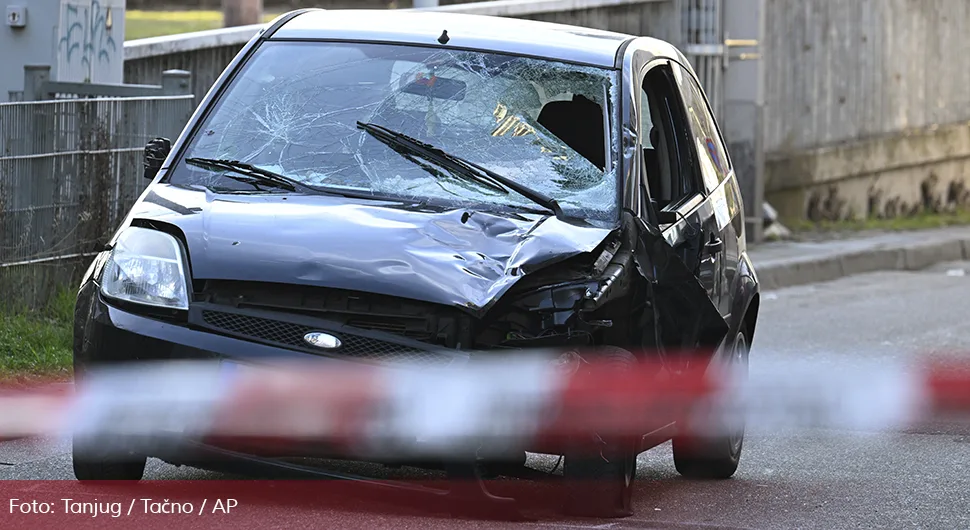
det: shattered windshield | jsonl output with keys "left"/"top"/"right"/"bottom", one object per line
{"left": 170, "top": 41, "right": 621, "bottom": 226}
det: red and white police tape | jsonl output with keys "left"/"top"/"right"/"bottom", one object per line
{"left": 1, "top": 350, "right": 969, "bottom": 457}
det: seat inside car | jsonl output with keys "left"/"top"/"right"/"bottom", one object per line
{"left": 641, "top": 81, "right": 678, "bottom": 213}
{"left": 537, "top": 94, "right": 606, "bottom": 170}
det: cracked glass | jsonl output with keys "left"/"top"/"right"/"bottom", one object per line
{"left": 170, "top": 41, "right": 621, "bottom": 226}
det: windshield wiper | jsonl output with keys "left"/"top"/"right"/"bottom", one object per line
{"left": 357, "top": 122, "right": 508, "bottom": 195}
{"left": 356, "top": 121, "right": 575, "bottom": 223}
{"left": 184, "top": 157, "right": 407, "bottom": 204}
{"left": 185, "top": 157, "right": 308, "bottom": 192}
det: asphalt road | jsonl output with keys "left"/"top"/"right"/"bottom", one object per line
{"left": 3, "top": 262, "right": 970, "bottom": 529}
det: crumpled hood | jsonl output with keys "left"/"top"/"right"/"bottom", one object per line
{"left": 125, "top": 185, "right": 614, "bottom": 314}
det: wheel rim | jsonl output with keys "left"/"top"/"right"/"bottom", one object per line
{"left": 727, "top": 332, "right": 749, "bottom": 454}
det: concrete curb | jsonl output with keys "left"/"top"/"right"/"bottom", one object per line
{"left": 753, "top": 234, "right": 970, "bottom": 291}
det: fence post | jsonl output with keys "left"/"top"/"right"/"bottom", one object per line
{"left": 23, "top": 65, "right": 52, "bottom": 101}
{"left": 161, "top": 70, "right": 193, "bottom": 96}
{"left": 21, "top": 65, "right": 56, "bottom": 306}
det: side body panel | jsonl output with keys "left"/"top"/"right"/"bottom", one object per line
{"left": 618, "top": 39, "right": 758, "bottom": 355}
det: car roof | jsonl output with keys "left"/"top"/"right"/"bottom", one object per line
{"left": 270, "top": 9, "right": 637, "bottom": 68}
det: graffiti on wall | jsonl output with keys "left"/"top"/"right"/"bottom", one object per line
{"left": 58, "top": 1, "right": 118, "bottom": 82}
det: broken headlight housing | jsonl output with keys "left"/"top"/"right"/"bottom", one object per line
{"left": 100, "top": 227, "right": 190, "bottom": 310}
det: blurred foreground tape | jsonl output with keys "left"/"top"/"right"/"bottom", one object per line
{"left": 2, "top": 352, "right": 970, "bottom": 456}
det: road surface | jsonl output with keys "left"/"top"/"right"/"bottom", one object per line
{"left": 3, "top": 262, "right": 970, "bottom": 529}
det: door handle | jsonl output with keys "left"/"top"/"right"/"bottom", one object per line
{"left": 705, "top": 235, "right": 724, "bottom": 255}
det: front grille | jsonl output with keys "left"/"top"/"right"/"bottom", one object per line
{"left": 202, "top": 311, "right": 309, "bottom": 348}
{"left": 195, "top": 280, "right": 454, "bottom": 346}
{"left": 200, "top": 310, "right": 451, "bottom": 365}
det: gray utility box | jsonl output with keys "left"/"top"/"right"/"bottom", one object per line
{"left": 1, "top": 0, "right": 126, "bottom": 102}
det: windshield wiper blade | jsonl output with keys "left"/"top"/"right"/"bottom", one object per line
{"left": 357, "top": 122, "right": 508, "bottom": 195}
{"left": 184, "top": 157, "right": 406, "bottom": 204}
{"left": 185, "top": 157, "right": 307, "bottom": 192}
{"left": 356, "top": 121, "right": 575, "bottom": 223}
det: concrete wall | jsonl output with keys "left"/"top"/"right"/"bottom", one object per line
{"left": 123, "top": 0, "right": 680, "bottom": 106}
{"left": 767, "top": 122, "right": 970, "bottom": 223}
{"left": 762, "top": 0, "right": 970, "bottom": 223}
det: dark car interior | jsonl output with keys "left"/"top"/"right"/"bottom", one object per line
{"left": 639, "top": 63, "right": 707, "bottom": 276}
{"left": 369, "top": 77, "right": 611, "bottom": 176}
{"left": 640, "top": 64, "right": 702, "bottom": 216}
{"left": 536, "top": 94, "right": 607, "bottom": 171}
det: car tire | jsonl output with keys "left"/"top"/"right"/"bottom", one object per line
{"left": 563, "top": 346, "right": 638, "bottom": 518}
{"left": 72, "top": 438, "right": 147, "bottom": 481}
{"left": 477, "top": 450, "right": 527, "bottom": 479}
{"left": 672, "top": 330, "right": 749, "bottom": 479}
{"left": 69, "top": 364, "right": 146, "bottom": 482}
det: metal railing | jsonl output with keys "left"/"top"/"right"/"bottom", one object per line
{"left": 0, "top": 68, "right": 196, "bottom": 311}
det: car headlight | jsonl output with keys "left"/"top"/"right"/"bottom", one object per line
{"left": 100, "top": 227, "right": 190, "bottom": 310}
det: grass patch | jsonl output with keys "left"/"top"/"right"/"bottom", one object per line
{"left": 0, "top": 289, "right": 74, "bottom": 379}
{"left": 789, "top": 209, "right": 970, "bottom": 234}
{"left": 126, "top": 10, "right": 280, "bottom": 40}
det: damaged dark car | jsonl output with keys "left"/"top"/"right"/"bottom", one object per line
{"left": 72, "top": 9, "right": 760, "bottom": 519}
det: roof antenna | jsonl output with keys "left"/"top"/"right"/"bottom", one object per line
{"left": 438, "top": 30, "right": 450, "bottom": 45}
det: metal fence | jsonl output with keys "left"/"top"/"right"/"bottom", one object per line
{"left": 681, "top": 0, "right": 724, "bottom": 119}
{"left": 0, "top": 95, "right": 195, "bottom": 311}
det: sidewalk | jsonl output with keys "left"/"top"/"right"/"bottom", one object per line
{"left": 749, "top": 226, "right": 970, "bottom": 290}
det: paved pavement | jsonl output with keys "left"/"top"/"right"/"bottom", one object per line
{"left": 3, "top": 260, "right": 970, "bottom": 528}
{"left": 749, "top": 226, "right": 970, "bottom": 290}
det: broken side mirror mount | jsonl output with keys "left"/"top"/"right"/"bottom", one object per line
{"left": 632, "top": 217, "right": 729, "bottom": 348}
{"left": 144, "top": 137, "right": 172, "bottom": 180}
{"left": 706, "top": 233, "right": 724, "bottom": 254}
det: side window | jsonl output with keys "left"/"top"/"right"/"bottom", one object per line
{"left": 639, "top": 63, "right": 703, "bottom": 212}
{"left": 672, "top": 64, "right": 731, "bottom": 192}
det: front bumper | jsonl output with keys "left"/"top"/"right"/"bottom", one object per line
{"left": 73, "top": 281, "right": 676, "bottom": 463}
{"left": 73, "top": 281, "right": 509, "bottom": 460}
{"left": 73, "top": 281, "right": 460, "bottom": 369}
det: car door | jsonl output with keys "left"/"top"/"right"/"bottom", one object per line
{"left": 670, "top": 62, "right": 742, "bottom": 319}
{"left": 636, "top": 59, "right": 727, "bottom": 352}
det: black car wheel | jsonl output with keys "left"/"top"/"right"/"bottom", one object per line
{"left": 672, "top": 330, "right": 749, "bottom": 479}
{"left": 72, "top": 438, "right": 147, "bottom": 481}
{"left": 70, "top": 367, "right": 147, "bottom": 482}
{"left": 563, "top": 346, "right": 638, "bottom": 518}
